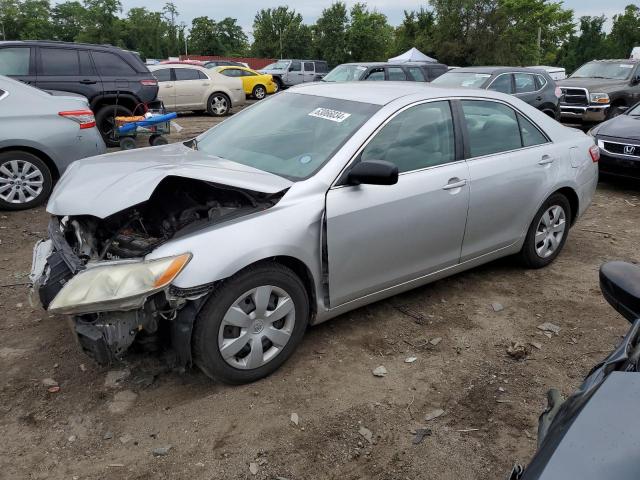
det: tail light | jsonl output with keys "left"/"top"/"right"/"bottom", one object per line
{"left": 140, "top": 79, "right": 158, "bottom": 86}
{"left": 59, "top": 110, "right": 96, "bottom": 129}
{"left": 554, "top": 87, "right": 562, "bottom": 98}
{"left": 589, "top": 144, "right": 600, "bottom": 163}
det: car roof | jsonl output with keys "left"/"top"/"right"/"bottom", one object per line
{"left": 0, "top": 40, "right": 131, "bottom": 53}
{"left": 289, "top": 81, "right": 513, "bottom": 106}
{"left": 149, "top": 64, "right": 207, "bottom": 71}
{"left": 338, "top": 62, "right": 445, "bottom": 68}
{"left": 446, "top": 66, "right": 547, "bottom": 74}
{"left": 588, "top": 59, "right": 638, "bottom": 63}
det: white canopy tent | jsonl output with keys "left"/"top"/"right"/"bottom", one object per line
{"left": 388, "top": 47, "right": 438, "bottom": 63}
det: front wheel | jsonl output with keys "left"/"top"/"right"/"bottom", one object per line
{"left": 519, "top": 193, "right": 571, "bottom": 269}
{"left": 0, "top": 151, "right": 53, "bottom": 210}
{"left": 207, "top": 93, "right": 231, "bottom": 117}
{"left": 193, "top": 263, "right": 309, "bottom": 384}
{"left": 252, "top": 84, "right": 267, "bottom": 100}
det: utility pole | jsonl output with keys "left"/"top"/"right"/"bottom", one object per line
{"left": 278, "top": 26, "right": 283, "bottom": 59}
{"left": 537, "top": 26, "right": 542, "bottom": 64}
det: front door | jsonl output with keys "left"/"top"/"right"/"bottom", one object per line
{"left": 458, "top": 99, "right": 560, "bottom": 260}
{"left": 287, "top": 61, "right": 304, "bottom": 85}
{"left": 325, "top": 100, "right": 470, "bottom": 306}
{"left": 0, "top": 46, "right": 37, "bottom": 86}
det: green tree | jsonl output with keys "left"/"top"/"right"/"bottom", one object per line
{"left": 313, "top": 2, "right": 349, "bottom": 67}
{"left": 608, "top": 4, "right": 640, "bottom": 59}
{"left": 76, "top": 0, "right": 123, "bottom": 45}
{"left": 216, "top": 17, "right": 249, "bottom": 55}
{"left": 556, "top": 16, "right": 608, "bottom": 72}
{"left": 346, "top": 3, "right": 393, "bottom": 61}
{"left": 189, "top": 16, "right": 221, "bottom": 55}
{"left": 252, "top": 6, "right": 312, "bottom": 58}
{"left": 122, "top": 7, "right": 168, "bottom": 59}
{"left": 18, "top": 0, "right": 53, "bottom": 40}
{"left": 162, "top": 2, "right": 180, "bottom": 56}
{"left": 392, "top": 8, "right": 436, "bottom": 58}
{"left": 0, "top": 0, "right": 22, "bottom": 40}
{"left": 51, "top": 1, "right": 85, "bottom": 41}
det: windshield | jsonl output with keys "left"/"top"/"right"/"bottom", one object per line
{"left": 269, "top": 61, "right": 290, "bottom": 71}
{"left": 431, "top": 72, "right": 491, "bottom": 88}
{"left": 571, "top": 62, "right": 635, "bottom": 80}
{"left": 196, "top": 93, "right": 380, "bottom": 180}
{"left": 628, "top": 103, "right": 640, "bottom": 116}
{"left": 323, "top": 65, "right": 368, "bottom": 82}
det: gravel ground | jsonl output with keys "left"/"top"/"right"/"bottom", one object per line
{"left": 1, "top": 108, "right": 639, "bottom": 479}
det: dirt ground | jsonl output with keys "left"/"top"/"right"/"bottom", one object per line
{"left": 1, "top": 109, "right": 639, "bottom": 480}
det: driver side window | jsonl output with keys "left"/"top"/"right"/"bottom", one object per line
{"left": 360, "top": 101, "right": 456, "bottom": 173}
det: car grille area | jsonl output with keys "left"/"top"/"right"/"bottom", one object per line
{"left": 602, "top": 141, "right": 640, "bottom": 158}
{"left": 561, "top": 88, "right": 588, "bottom": 107}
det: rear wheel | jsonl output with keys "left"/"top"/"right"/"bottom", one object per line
{"left": 0, "top": 151, "right": 53, "bottom": 210}
{"left": 207, "top": 93, "right": 231, "bottom": 117}
{"left": 193, "top": 263, "right": 309, "bottom": 384}
{"left": 519, "top": 193, "right": 571, "bottom": 269}
{"left": 96, "top": 105, "right": 133, "bottom": 147}
{"left": 252, "top": 84, "right": 267, "bottom": 100}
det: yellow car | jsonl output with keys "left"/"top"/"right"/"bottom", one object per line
{"left": 215, "top": 66, "right": 278, "bottom": 100}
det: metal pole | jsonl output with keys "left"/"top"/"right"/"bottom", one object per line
{"left": 1, "top": 21, "right": 5, "bottom": 41}
{"left": 185, "top": 35, "right": 188, "bottom": 57}
{"left": 537, "top": 26, "right": 542, "bottom": 64}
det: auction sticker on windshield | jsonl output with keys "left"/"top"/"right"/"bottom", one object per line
{"left": 309, "top": 107, "right": 352, "bottom": 123}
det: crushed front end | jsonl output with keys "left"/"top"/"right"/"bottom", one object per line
{"left": 30, "top": 176, "right": 282, "bottom": 366}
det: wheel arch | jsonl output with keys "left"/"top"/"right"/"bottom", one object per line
{"left": 208, "top": 90, "right": 233, "bottom": 108}
{"left": 91, "top": 94, "right": 141, "bottom": 113}
{"left": 0, "top": 145, "right": 60, "bottom": 181}
{"left": 553, "top": 186, "right": 579, "bottom": 226}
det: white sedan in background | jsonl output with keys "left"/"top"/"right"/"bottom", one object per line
{"left": 149, "top": 64, "right": 245, "bottom": 116}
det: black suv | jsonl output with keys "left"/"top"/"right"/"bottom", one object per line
{"left": 0, "top": 41, "right": 159, "bottom": 146}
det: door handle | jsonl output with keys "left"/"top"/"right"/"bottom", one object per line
{"left": 79, "top": 79, "right": 97, "bottom": 84}
{"left": 442, "top": 179, "right": 467, "bottom": 190}
{"left": 538, "top": 155, "right": 554, "bottom": 166}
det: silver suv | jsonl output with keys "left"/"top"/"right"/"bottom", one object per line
{"left": 259, "top": 59, "right": 328, "bottom": 89}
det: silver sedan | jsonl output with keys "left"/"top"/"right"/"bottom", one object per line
{"left": 0, "top": 76, "right": 106, "bottom": 210}
{"left": 31, "top": 82, "right": 599, "bottom": 384}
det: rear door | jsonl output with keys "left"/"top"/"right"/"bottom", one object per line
{"left": 458, "top": 99, "right": 558, "bottom": 260}
{"left": 486, "top": 73, "right": 514, "bottom": 95}
{"left": 303, "top": 61, "right": 316, "bottom": 82}
{"left": 514, "top": 72, "right": 542, "bottom": 109}
{"left": 36, "top": 47, "right": 101, "bottom": 99}
{"left": 151, "top": 67, "right": 175, "bottom": 110}
{"left": 174, "top": 68, "right": 208, "bottom": 109}
{"left": 407, "top": 66, "right": 427, "bottom": 82}
{"left": 0, "top": 46, "right": 36, "bottom": 85}
{"left": 91, "top": 50, "right": 136, "bottom": 95}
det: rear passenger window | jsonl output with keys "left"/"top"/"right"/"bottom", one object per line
{"left": 408, "top": 67, "right": 426, "bottom": 82}
{"left": 461, "top": 100, "right": 522, "bottom": 157}
{"left": 41, "top": 48, "right": 79, "bottom": 76}
{"left": 518, "top": 113, "right": 548, "bottom": 147}
{"left": 361, "top": 101, "right": 455, "bottom": 172}
{"left": 365, "top": 68, "right": 385, "bottom": 81}
{"left": 388, "top": 67, "right": 407, "bottom": 81}
{"left": 535, "top": 74, "right": 547, "bottom": 89}
{"left": 175, "top": 68, "right": 200, "bottom": 81}
{"left": 0, "top": 47, "right": 31, "bottom": 75}
{"left": 488, "top": 74, "right": 513, "bottom": 94}
{"left": 152, "top": 68, "right": 172, "bottom": 82}
{"left": 514, "top": 73, "right": 536, "bottom": 93}
{"left": 78, "top": 50, "right": 95, "bottom": 76}
{"left": 92, "top": 51, "right": 136, "bottom": 76}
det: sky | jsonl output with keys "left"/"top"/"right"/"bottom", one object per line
{"left": 114, "top": 0, "right": 629, "bottom": 33}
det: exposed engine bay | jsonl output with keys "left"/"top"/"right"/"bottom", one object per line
{"left": 35, "top": 176, "right": 284, "bottom": 366}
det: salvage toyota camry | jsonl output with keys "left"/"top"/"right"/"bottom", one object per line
{"left": 31, "top": 82, "right": 599, "bottom": 384}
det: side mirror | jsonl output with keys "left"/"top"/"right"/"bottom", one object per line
{"left": 347, "top": 160, "right": 398, "bottom": 186}
{"left": 600, "top": 261, "right": 640, "bottom": 323}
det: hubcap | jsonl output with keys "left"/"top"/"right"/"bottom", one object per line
{"left": 211, "top": 96, "right": 228, "bottom": 115}
{"left": 535, "top": 205, "right": 566, "bottom": 258}
{"left": 0, "top": 160, "right": 44, "bottom": 204}
{"left": 256, "top": 87, "right": 265, "bottom": 99}
{"left": 218, "top": 285, "right": 295, "bottom": 370}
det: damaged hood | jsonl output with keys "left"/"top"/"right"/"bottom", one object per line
{"left": 47, "top": 143, "right": 293, "bottom": 218}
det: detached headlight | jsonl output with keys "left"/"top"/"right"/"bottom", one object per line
{"left": 589, "top": 92, "right": 610, "bottom": 104}
{"left": 49, "top": 253, "right": 191, "bottom": 315}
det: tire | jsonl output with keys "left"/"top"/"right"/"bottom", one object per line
{"left": 96, "top": 105, "right": 133, "bottom": 147}
{"left": 252, "top": 84, "right": 267, "bottom": 100}
{"left": 119, "top": 137, "right": 136, "bottom": 150}
{"left": 207, "top": 93, "right": 231, "bottom": 117}
{"left": 0, "top": 151, "right": 53, "bottom": 211}
{"left": 519, "top": 193, "right": 572, "bottom": 269}
{"left": 150, "top": 135, "right": 168, "bottom": 146}
{"left": 193, "top": 263, "right": 309, "bottom": 384}
{"left": 273, "top": 78, "right": 283, "bottom": 92}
